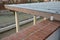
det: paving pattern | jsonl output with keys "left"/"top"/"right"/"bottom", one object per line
{"left": 1, "top": 20, "right": 60, "bottom": 40}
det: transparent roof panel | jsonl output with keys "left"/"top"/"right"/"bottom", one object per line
{"left": 6, "top": 2, "right": 60, "bottom": 14}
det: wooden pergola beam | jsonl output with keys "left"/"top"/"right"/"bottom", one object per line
{"left": 5, "top": 6, "right": 60, "bottom": 21}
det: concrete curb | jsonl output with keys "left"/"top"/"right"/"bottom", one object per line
{"left": 0, "top": 16, "right": 40, "bottom": 33}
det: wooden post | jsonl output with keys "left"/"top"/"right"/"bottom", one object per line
{"left": 33, "top": 16, "right": 36, "bottom": 25}
{"left": 15, "top": 11, "right": 19, "bottom": 32}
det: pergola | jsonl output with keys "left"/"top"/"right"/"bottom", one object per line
{"left": 4, "top": 2, "right": 60, "bottom": 32}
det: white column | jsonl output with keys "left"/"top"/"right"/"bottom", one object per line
{"left": 15, "top": 11, "right": 19, "bottom": 32}
{"left": 51, "top": 0, "right": 54, "bottom": 1}
{"left": 43, "top": 17, "right": 47, "bottom": 20}
{"left": 50, "top": 16, "right": 54, "bottom": 21}
{"left": 33, "top": 16, "right": 36, "bottom": 25}
{"left": 50, "top": 0, "right": 54, "bottom": 21}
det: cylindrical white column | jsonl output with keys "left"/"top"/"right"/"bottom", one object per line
{"left": 43, "top": 17, "right": 47, "bottom": 20}
{"left": 51, "top": 0, "right": 54, "bottom": 2}
{"left": 15, "top": 11, "right": 19, "bottom": 32}
{"left": 50, "top": 16, "right": 54, "bottom": 21}
{"left": 33, "top": 16, "right": 36, "bottom": 25}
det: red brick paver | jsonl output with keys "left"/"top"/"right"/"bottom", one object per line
{"left": 1, "top": 20, "right": 60, "bottom": 40}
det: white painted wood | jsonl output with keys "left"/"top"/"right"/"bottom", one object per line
{"left": 15, "top": 12, "right": 19, "bottom": 32}
{"left": 33, "top": 16, "right": 36, "bottom": 25}
{"left": 50, "top": 16, "right": 54, "bottom": 21}
{"left": 43, "top": 17, "right": 47, "bottom": 20}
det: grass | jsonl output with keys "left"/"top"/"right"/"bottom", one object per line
{"left": 0, "top": 11, "right": 33, "bottom": 28}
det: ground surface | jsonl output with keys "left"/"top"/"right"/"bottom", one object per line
{"left": 0, "top": 10, "right": 41, "bottom": 39}
{"left": 0, "top": 17, "right": 41, "bottom": 39}
{"left": 0, "top": 10, "right": 32, "bottom": 39}
{"left": 0, "top": 21, "right": 33, "bottom": 39}
{"left": 1, "top": 20, "right": 60, "bottom": 40}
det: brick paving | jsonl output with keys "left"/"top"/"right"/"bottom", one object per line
{"left": 1, "top": 20, "right": 60, "bottom": 40}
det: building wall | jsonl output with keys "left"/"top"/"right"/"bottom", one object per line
{"left": 44, "top": 0, "right": 60, "bottom": 2}
{"left": 46, "top": 28, "right": 60, "bottom": 40}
